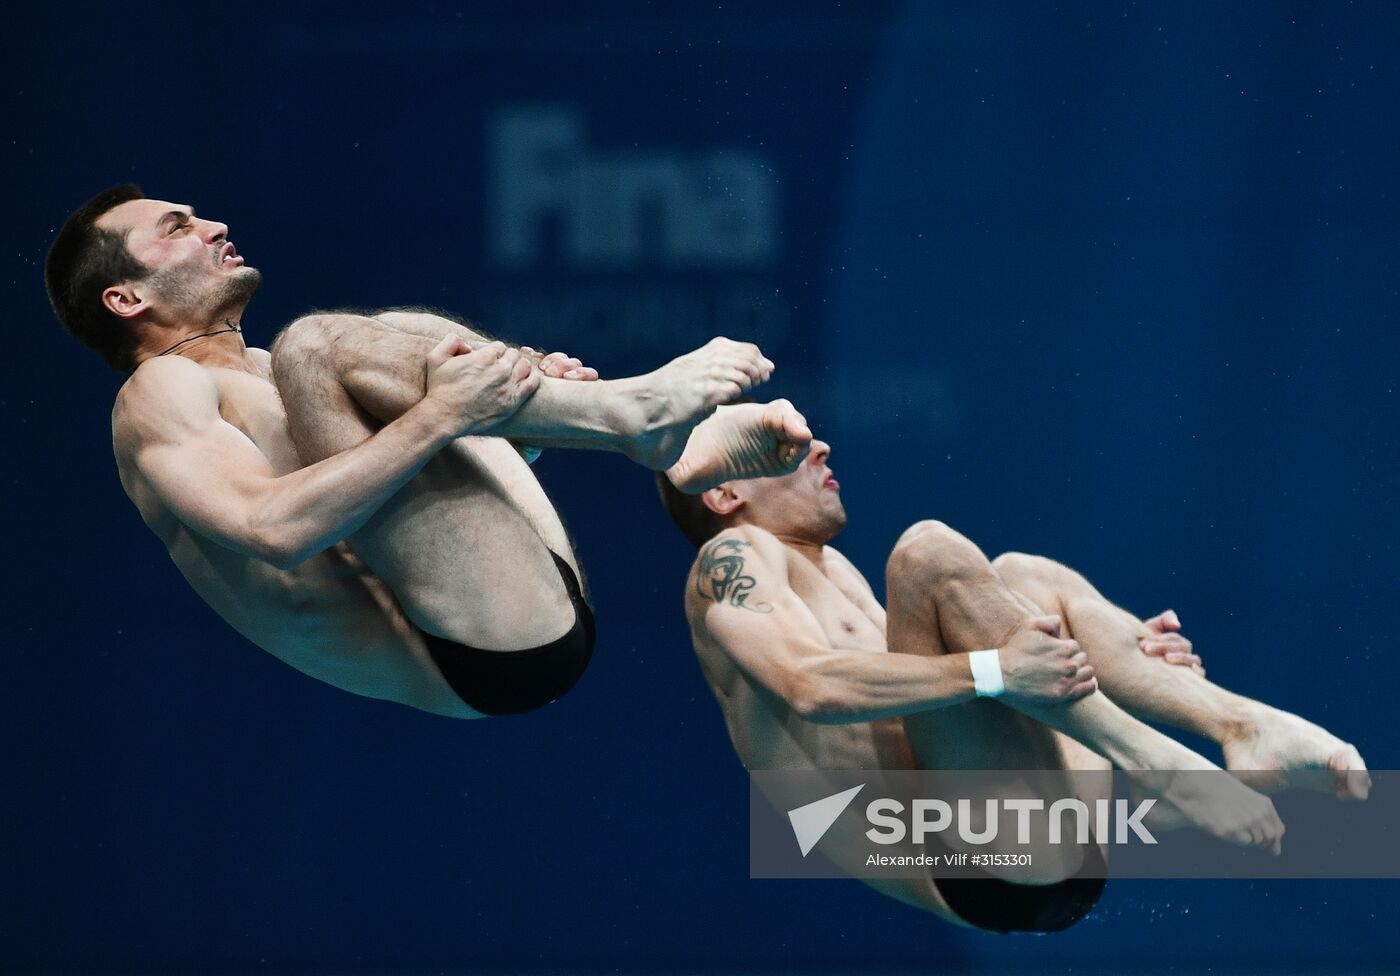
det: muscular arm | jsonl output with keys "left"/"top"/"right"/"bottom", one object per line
{"left": 114, "top": 356, "right": 460, "bottom": 570}
{"left": 691, "top": 527, "right": 978, "bottom": 724}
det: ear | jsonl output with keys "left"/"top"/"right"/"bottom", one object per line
{"left": 701, "top": 484, "right": 743, "bottom": 517}
{"left": 102, "top": 282, "right": 149, "bottom": 320}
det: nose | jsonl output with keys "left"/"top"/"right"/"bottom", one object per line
{"left": 808, "top": 439, "right": 831, "bottom": 466}
{"left": 198, "top": 218, "right": 229, "bottom": 243}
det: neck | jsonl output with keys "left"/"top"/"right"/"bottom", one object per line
{"left": 138, "top": 315, "right": 250, "bottom": 368}
{"left": 772, "top": 534, "right": 827, "bottom": 567}
{"left": 156, "top": 317, "right": 242, "bottom": 356}
{"left": 726, "top": 519, "right": 826, "bottom": 566}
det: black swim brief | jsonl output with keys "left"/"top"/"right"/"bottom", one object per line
{"left": 421, "top": 550, "right": 596, "bottom": 716}
{"left": 933, "top": 842, "right": 1107, "bottom": 934}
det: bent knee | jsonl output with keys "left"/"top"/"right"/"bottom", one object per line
{"left": 887, "top": 520, "right": 988, "bottom": 584}
{"left": 270, "top": 311, "right": 373, "bottom": 373}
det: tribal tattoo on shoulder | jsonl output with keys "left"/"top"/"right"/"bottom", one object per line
{"left": 696, "top": 538, "right": 773, "bottom": 613}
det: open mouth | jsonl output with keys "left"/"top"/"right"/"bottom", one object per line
{"left": 218, "top": 242, "right": 243, "bottom": 267}
{"left": 823, "top": 472, "right": 840, "bottom": 490}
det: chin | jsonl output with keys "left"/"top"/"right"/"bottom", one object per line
{"left": 212, "top": 266, "right": 262, "bottom": 313}
{"left": 810, "top": 509, "right": 846, "bottom": 544}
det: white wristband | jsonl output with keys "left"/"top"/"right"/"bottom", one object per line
{"left": 968, "top": 649, "right": 1005, "bottom": 698}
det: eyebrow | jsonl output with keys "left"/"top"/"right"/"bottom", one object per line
{"left": 157, "top": 207, "right": 196, "bottom": 229}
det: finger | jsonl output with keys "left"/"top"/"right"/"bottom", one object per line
{"left": 428, "top": 333, "right": 466, "bottom": 369}
{"left": 1029, "top": 615, "right": 1063, "bottom": 639}
{"left": 517, "top": 368, "right": 542, "bottom": 397}
{"left": 471, "top": 340, "right": 508, "bottom": 361}
{"left": 1193, "top": 663, "right": 1207, "bottom": 678}
{"left": 1145, "top": 609, "right": 1182, "bottom": 633}
{"left": 1068, "top": 676, "right": 1098, "bottom": 700}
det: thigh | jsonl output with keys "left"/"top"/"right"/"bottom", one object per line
{"left": 349, "top": 436, "right": 580, "bottom": 650}
{"left": 260, "top": 555, "right": 489, "bottom": 719}
{"left": 881, "top": 531, "right": 1064, "bottom": 774}
{"left": 275, "top": 351, "right": 580, "bottom": 651}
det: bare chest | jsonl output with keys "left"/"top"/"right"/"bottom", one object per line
{"left": 209, "top": 368, "right": 303, "bottom": 475}
{"left": 786, "top": 555, "right": 885, "bottom": 651}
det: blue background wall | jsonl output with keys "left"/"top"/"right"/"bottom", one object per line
{"left": 5, "top": 1, "right": 1398, "bottom": 971}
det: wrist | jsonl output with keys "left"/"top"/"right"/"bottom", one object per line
{"left": 407, "top": 394, "right": 465, "bottom": 444}
{"left": 968, "top": 648, "right": 1006, "bottom": 698}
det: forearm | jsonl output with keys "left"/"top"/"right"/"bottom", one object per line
{"left": 253, "top": 399, "right": 457, "bottom": 566}
{"left": 797, "top": 650, "right": 978, "bottom": 724}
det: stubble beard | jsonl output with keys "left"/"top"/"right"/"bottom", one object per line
{"left": 147, "top": 261, "right": 263, "bottom": 323}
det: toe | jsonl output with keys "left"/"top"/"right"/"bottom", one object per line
{"left": 1331, "top": 746, "right": 1371, "bottom": 800}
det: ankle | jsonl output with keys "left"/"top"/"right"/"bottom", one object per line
{"left": 1218, "top": 699, "right": 1264, "bottom": 746}
{"left": 602, "top": 376, "right": 659, "bottom": 438}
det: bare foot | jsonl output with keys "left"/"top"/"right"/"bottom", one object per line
{"left": 620, "top": 337, "right": 775, "bottom": 470}
{"left": 665, "top": 400, "right": 813, "bottom": 493}
{"left": 1130, "top": 768, "right": 1286, "bottom": 854}
{"left": 1222, "top": 704, "right": 1371, "bottom": 801}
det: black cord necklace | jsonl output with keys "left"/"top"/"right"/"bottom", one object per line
{"left": 156, "top": 320, "right": 243, "bottom": 358}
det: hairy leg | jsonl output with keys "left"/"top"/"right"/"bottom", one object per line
{"left": 885, "top": 521, "right": 1285, "bottom": 852}
{"left": 882, "top": 522, "right": 1109, "bottom": 880}
{"left": 272, "top": 316, "right": 579, "bottom": 659}
{"left": 275, "top": 312, "right": 808, "bottom": 492}
{"left": 994, "top": 552, "right": 1369, "bottom": 799}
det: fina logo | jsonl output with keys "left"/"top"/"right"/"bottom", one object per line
{"left": 487, "top": 106, "right": 778, "bottom": 271}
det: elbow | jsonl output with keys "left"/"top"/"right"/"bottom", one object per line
{"left": 788, "top": 671, "right": 851, "bottom": 724}
{"left": 247, "top": 515, "right": 310, "bottom": 571}
{"left": 256, "top": 533, "right": 304, "bottom": 572}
